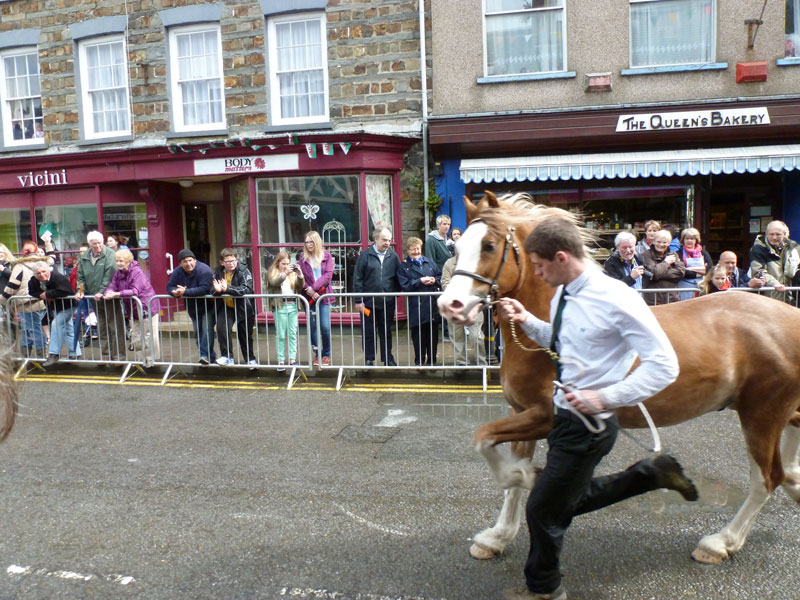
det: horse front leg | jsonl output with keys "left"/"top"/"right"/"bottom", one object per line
{"left": 470, "top": 486, "right": 527, "bottom": 559}
{"left": 779, "top": 416, "right": 800, "bottom": 503}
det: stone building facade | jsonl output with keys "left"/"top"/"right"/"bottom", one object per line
{"left": 0, "top": 0, "right": 431, "bottom": 301}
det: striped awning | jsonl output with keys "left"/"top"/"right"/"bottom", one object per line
{"left": 459, "top": 144, "right": 800, "bottom": 183}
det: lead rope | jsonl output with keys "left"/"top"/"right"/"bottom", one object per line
{"left": 491, "top": 301, "right": 662, "bottom": 453}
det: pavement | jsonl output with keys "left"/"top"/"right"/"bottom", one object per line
{"left": 0, "top": 376, "right": 798, "bottom": 600}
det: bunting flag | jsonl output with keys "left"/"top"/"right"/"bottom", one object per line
{"left": 164, "top": 135, "right": 358, "bottom": 156}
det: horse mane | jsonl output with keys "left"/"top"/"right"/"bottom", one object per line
{"left": 475, "top": 192, "right": 596, "bottom": 247}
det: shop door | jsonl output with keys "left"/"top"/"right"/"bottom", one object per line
{"left": 183, "top": 203, "right": 226, "bottom": 267}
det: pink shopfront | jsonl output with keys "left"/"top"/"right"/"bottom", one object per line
{"left": 0, "top": 133, "right": 415, "bottom": 317}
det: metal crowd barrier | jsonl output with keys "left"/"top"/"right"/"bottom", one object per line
{"left": 636, "top": 285, "right": 800, "bottom": 306}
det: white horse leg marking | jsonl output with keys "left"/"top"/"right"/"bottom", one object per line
{"left": 471, "top": 487, "right": 526, "bottom": 558}
{"left": 780, "top": 423, "right": 800, "bottom": 502}
{"left": 476, "top": 439, "right": 536, "bottom": 490}
{"left": 693, "top": 456, "right": 772, "bottom": 563}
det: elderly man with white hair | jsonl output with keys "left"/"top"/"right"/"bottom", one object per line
{"left": 603, "top": 231, "right": 647, "bottom": 289}
{"left": 76, "top": 231, "right": 121, "bottom": 361}
{"left": 748, "top": 220, "right": 800, "bottom": 303}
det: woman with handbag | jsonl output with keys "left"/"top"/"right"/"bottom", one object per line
{"left": 297, "top": 231, "right": 334, "bottom": 366}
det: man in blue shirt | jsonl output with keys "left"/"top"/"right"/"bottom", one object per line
{"left": 500, "top": 218, "right": 698, "bottom": 600}
{"left": 167, "top": 249, "right": 216, "bottom": 365}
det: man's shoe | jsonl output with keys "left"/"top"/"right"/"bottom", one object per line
{"left": 215, "top": 356, "right": 234, "bottom": 366}
{"left": 313, "top": 357, "right": 320, "bottom": 366}
{"left": 68, "top": 355, "right": 78, "bottom": 361}
{"left": 649, "top": 454, "right": 699, "bottom": 501}
{"left": 198, "top": 357, "right": 210, "bottom": 366}
{"left": 365, "top": 360, "right": 374, "bottom": 367}
{"left": 386, "top": 359, "right": 398, "bottom": 367}
{"left": 503, "top": 584, "right": 566, "bottom": 600}
{"left": 247, "top": 359, "right": 258, "bottom": 371}
{"left": 42, "top": 354, "right": 59, "bottom": 368}
{"left": 321, "top": 356, "right": 331, "bottom": 366}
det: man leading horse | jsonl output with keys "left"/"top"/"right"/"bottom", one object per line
{"left": 496, "top": 216, "right": 698, "bottom": 600}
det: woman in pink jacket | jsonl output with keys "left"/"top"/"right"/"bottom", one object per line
{"left": 296, "top": 231, "right": 335, "bottom": 366}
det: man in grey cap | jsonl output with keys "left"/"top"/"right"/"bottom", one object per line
{"left": 167, "top": 249, "right": 217, "bottom": 364}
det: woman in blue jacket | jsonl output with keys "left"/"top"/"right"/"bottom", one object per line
{"left": 397, "top": 237, "right": 441, "bottom": 367}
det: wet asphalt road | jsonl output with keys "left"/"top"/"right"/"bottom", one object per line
{"left": 0, "top": 378, "right": 798, "bottom": 600}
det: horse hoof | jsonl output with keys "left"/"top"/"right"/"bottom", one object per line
{"left": 470, "top": 543, "right": 500, "bottom": 560}
{"left": 691, "top": 547, "right": 726, "bottom": 564}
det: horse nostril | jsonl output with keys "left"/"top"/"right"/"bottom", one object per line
{"left": 450, "top": 299, "right": 464, "bottom": 310}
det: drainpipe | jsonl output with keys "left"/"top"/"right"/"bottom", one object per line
{"left": 419, "top": 0, "right": 430, "bottom": 237}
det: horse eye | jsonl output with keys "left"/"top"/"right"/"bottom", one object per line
{"left": 482, "top": 242, "right": 495, "bottom": 253}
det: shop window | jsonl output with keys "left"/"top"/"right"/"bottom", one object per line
{"left": 0, "top": 208, "right": 32, "bottom": 253}
{"left": 788, "top": 0, "right": 800, "bottom": 58}
{"left": 267, "top": 12, "right": 329, "bottom": 126}
{"left": 484, "top": 0, "right": 566, "bottom": 77}
{"left": 78, "top": 35, "right": 131, "bottom": 138}
{"left": 103, "top": 203, "right": 151, "bottom": 278}
{"left": 230, "top": 180, "right": 251, "bottom": 244}
{"left": 34, "top": 204, "right": 97, "bottom": 273}
{"left": 630, "top": 0, "right": 716, "bottom": 68}
{"left": 0, "top": 48, "right": 43, "bottom": 146}
{"left": 168, "top": 24, "right": 225, "bottom": 132}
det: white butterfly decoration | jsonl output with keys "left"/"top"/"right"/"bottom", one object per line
{"left": 301, "top": 203, "right": 320, "bottom": 220}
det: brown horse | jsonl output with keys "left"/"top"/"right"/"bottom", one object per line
{"left": 0, "top": 336, "right": 18, "bottom": 442}
{"left": 438, "top": 191, "right": 800, "bottom": 564}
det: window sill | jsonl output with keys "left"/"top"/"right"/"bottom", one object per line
{"left": 776, "top": 57, "right": 800, "bottom": 66}
{"left": 166, "top": 128, "right": 229, "bottom": 139}
{"left": 76, "top": 135, "right": 134, "bottom": 147}
{"left": 264, "top": 121, "right": 332, "bottom": 133}
{"left": 0, "top": 142, "right": 48, "bottom": 153}
{"left": 621, "top": 62, "right": 728, "bottom": 76}
{"left": 477, "top": 72, "right": 576, "bottom": 84}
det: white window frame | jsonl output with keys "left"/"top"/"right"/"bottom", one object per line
{"left": 0, "top": 47, "right": 43, "bottom": 147}
{"left": 482, "top": 0, "right": 567, "bottom": 77}
{"left": 629, "top": 0, "right": 717, "bottom": 68}
{"left": 77, "top": 34, "right": 131, "bottom": 139}
{"left": 267, "top": 11, "right": 329, "bottom": 127}
{"left": 168, "top": 23, "right": 226, "bottom": 133}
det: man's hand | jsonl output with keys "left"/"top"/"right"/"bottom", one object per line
{"left": 354, "top": 302, "right": 364, "bottom": 313}
{"left": 497, "top": 297, "right": 528, "bottom": 324}
{"left": 631, "top": 265, "right": 645, "bottom": 280}
{"left": 93, "top": 292, "right": 103, "bottom": 301}
{"left": 775, "top": 284, "right": 787, "bottom": 293}
{"left": 565, "top": 389, "right": 605, "bottom": 414}
{"left": 171, "top": 285, "right": 186, "bottom": 298}
{"left": 748, "top": 277, "right": 765, "bottom": 289}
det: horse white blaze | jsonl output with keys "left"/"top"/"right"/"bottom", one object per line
{"left": 437, "top": 222, "right": 488, "bottom": 323}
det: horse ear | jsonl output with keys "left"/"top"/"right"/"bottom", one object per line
{"left": 464, "top": 196, "right": 478, "bottom": 222}
{"left": 484, "top": 190, "right": 499, "bottom": 208}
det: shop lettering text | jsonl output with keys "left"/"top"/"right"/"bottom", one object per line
{"left": 16, "top": 169, "right": 69, "bottom": 188}
{"left": 616, "top": 108, "right": 770, "bottom": 132}
{"left": 194, "top": 153, "right": 299, "bottom": 176}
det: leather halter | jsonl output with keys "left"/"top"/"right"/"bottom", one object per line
{"left": 452, "top": 219, "right": 521, "bottom": 305}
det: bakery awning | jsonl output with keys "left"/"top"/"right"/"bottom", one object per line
{"left": 459, "top": 144, "right": 800, "bottom": 183}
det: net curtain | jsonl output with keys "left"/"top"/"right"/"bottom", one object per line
{"left": 630, "top": 0, "right": 714, "bottom": 67}
{"left": 176, "top": 30, "right": 223, "bottom": 125}
{"left": 365, "top": 175, "right": 392, "bottom": 232}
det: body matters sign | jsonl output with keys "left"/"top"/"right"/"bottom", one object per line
{"left": 616, "top": 107, "right": 770, "bottom": 132}
{"left": 193, "top": 153, "right": 298, "bottom": 176}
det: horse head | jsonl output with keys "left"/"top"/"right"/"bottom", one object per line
{"left": 438, "top": 191, "right": 538, "bottom": 324}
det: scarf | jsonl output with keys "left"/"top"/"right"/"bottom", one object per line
{"left": 682, "top": 244, "right": 703, "bottom": 260}
{"left": 410, "top": 256, "right": 423, "bottom": 266}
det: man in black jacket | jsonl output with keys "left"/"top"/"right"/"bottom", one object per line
{"left": 353, "top": 227, "right": 401, "bottom": 366}
{"left": 603, "top": 231, "right": 647, "bottom": 290}
{"left": 29, "top": 262, "right": 80, "bottom": 366}
{"left": 167, "top": 249, "right": 216, "bottom": 365}
{"left": 212, "top": 248, "right": 256, "bottom": 368}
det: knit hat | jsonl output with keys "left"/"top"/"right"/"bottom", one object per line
{"left": 177, "top": 249, "right": 196, "bottom": 262}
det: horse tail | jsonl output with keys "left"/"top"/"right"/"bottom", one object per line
{"left": 0, "top": 335, "right": 18, "bottom": 442}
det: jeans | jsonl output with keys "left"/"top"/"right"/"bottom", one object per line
{"left": 20, "top": 310, "right": 46, "bottom": 351}
{"left": 275, "top": 301, "right": 299, "bottom": 362}
{"left": 50, "top": 307, "right": 81, "bottom": 357}
{"left": 524, "top": 412, "right": 662, "bottom": 594}
{"left": 192, "top": 310, "right": 217, "bottom": 362}
{"left": 309, "top": 301, "right": 331, "bottom": 358}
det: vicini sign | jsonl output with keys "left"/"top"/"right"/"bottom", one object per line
{"left": 16, "top": 169, "right": 69, "bottom": 188}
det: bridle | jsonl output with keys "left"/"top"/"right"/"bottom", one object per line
{"left": 452, "top": 220, "right": 521, "bottom": 306}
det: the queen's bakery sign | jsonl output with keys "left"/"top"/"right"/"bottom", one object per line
{"left": 193, "top": 153, "right": 299, "bottom": 176}
{"left": 616, "top": 107, "right": 770, "bottom": 132}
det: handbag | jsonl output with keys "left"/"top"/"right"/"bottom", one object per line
{"left": 308, "top": 285, "right": 328, "bottom": 306}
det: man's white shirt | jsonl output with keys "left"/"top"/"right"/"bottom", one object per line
{"left": 521, "top": 264, "right": 679, "bottom": 415}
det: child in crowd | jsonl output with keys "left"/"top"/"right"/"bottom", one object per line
{"left": 698, "top": 264, "right": 730, "bottom": 295}
{"left": 266, "top": 252, "right": 305, "bottom": 372}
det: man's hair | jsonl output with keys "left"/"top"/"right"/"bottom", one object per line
{"left": 219, "top": 247, "right": 237, "bottom": 260}
{"left": 86, "top": 231, "right": 103, "bottom": 243}
{"left": 372, "top": 227, "right": 392, "bottom": 242}
{"left": 523, "top": 218, "right": 585, "bottom": 260}
{"left": 614, "top": 231, "right": 636, "bottom": 248}
{"left": 31, "top": 261, "right": 50, "bottom": 273}
{"left": 766, "top": 220, "right": 789, "bottom": 235}
{"left": 436, "top": 214, "right": 451, "bottom": 226}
